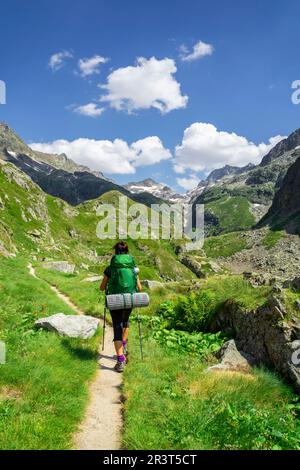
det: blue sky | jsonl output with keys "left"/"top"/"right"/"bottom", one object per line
{"left": 1, "top": 0, "right": 300, "bottom": 192}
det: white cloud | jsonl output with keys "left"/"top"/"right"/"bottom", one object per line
{"left": 180, "top": 41, "right": 214, "bottom": 62}
{"left": 174, "top": 122, "right": 285, "bottom": 174}
{"left": 176, "top": 175, "right": 199, "bottom": 191}
{"left": 30, "top": 136, "right": 171, "bottom": 175}
{"left": 78, "top": 55, "right": 109, "bottom": 77}
{"left": 49, "top": 50, "right": 73, "bottom": 71}
{"left": 132, "top": 136, "right": 172, "bottom": 167}
{"left": 100, "top": 56, "right": 188, "bottom": 114}
{"left": 73, "top": 103, "right": 105, "bottom": 117}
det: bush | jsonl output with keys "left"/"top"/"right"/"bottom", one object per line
{"left": 158, "top": 290, "right": 217, "bottom": 333}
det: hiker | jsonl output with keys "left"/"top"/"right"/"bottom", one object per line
{"left": 100, "top": 241, "right": 142, "bottom": 372}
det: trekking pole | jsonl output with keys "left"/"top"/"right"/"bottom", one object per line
{"left": 137, "top": 311, "right": 144, "bottom": 361}
{"left": 102, "top": 304, "right": 107, "bottom": 352}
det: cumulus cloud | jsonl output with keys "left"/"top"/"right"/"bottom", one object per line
{"left": 174, "top": 123, "right": 285, "bottom": 174}
{"left": 131, "top": 136, "right": 172, "bottom": 167}
{"left": 100, "top": 56, "right": 188, "bottom": 114}
{"left": 78, "top": 55, "right": 109, "bottom": 77}
{"left": 30, "top": 136, "right": 171, "bottom": 175}
{"left": 48, "top": 50, "right": 73, "bottom": 71}
{"left": 72, "top": 103, "right": 105, "bottom": 117}
{"left": 180, "top": 41, "right": 214, "bottom": 62}
{"left": 176, "top": 175, "right": 199, "bottom": 191}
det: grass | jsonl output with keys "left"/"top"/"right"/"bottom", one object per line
{"left": 283, "top": 288, "right": 300, "bottom": 322}
{"left": 262, "top": 230, "right": 284, "bottom": 249}
{"left": 122, "top": 275, "right": 299, "bottom": 450}
{"left": 206, "top": 196, "right": 256, "bottom": 233}
{"left": 202, "top": 275, "right": 271, "bottom": 311}
{"left": 204, "top": 232, "right": 247, "bottom": 258}
{"left": 123, "top": 333, "right": 300, "bottom": 450}
{"left": 36, "top": 267, "right": 103, "bottom": 317}
{"left": 0, "top": 257, "right": 100, "bottom": 449}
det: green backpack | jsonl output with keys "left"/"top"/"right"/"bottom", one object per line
{"left": 107, "top": 254, "right": 138, "bottom": 295}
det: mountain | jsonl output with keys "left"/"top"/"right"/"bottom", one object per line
{"left": 260, "top": 155, "right": 300, "bottom": 233}
{"left": 125, "top": 178, "right": 188, "bottom": 203}
{"left": 187, "top": 163, "right": 256, "bottom": 203}
{"left": 0, "top": 123, "right": 108, "bottom": 179}
{"left": 260, "top": 129, "right": 300, "bottom": 166}
{"left": 192, "top": 128, "right": 300, "bottom": 234}
{"left": 0, "top": 158, "right": 194, "bottom": 280}
{"left": 206, "top": 163, "right": 255, "bottom": 183}
{"left": 0, "top": 123, "right": 163, "bottom": 207}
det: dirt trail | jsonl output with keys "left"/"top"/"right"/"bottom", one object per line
{"left": 27, "top": 263, "right": 123, "bottom": 450}
{"left": 74, "top": 326, "right": 123, "bottom": 450}
{"left": 28, "top": 263, "right": 83, "bottom": 314}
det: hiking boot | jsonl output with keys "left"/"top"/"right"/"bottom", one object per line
{"left": 114, "top": 360, "right": 126, "bottom": 373}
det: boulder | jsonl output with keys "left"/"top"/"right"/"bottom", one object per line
{"left": 80, "top": 263, "right": 89, "bottom": 270}
{"left": 28, "top": 229, "right": 42, "bottom": 238}
{"left": 35, "top": 313, "right": 100, "bottom": 339}
{"left": 207, "top": 340, "right": 253, "bottom": 373}
{"left": 179, "top": 255, "right": 205, "bottom": 279}
{"left": 82, "top": 275, "right": 103, "bottom": 283}
{"left": 42, "top": 261, "right": 75, "bottom": 274}
{"left": 141, "top": 280, "right": 164, "bottom": 290}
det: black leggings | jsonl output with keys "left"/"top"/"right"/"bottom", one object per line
{"left": 110, "top": 309, "right": 132, "bottom": 341}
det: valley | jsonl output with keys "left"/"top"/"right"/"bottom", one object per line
{"left": 1, "top": 122, "right": 300, "bottom": 449}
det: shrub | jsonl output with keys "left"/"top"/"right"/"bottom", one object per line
{"left": 158, "top": 290, "right": 217, "bottom": 333}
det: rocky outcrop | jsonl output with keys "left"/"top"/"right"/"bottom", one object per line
{"left": 208, "top": 339, "right": 254, "bottom": 373}
{"left": 179, "top": 255, "right": 206, "bottom": 278}
{"left": 210, "top": 295, "right": 300, "bottom": 392}
{"left": 263, "top": 156, "right": 300, "bottom": 230}
{"left": 0, "top": 124, "right": 163, "bottom": 207}
{"left": 42, "top": 261, "right": 75, "bottom": 274}
{"left": 206, "top": 163, "right": 255, "bottom": 183}
{"left": 260, "top": 129, "right": 300, "bottom": 166}
{"left": 35, "top": 313, "right": 100, "bottom": 339}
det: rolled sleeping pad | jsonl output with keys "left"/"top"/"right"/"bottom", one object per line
{"left": 106, "top": 292, "right": 150, "bottom": 311}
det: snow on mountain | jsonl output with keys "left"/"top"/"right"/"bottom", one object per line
{"left": 125, "top": 178, "right": 189, "bottom": 203}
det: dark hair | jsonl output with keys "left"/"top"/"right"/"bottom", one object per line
{"left": 114, "top": 240, "right": 129, "bottom": 254}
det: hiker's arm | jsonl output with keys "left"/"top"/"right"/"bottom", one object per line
{"left": 100, "top": 275, "right": 109, "bottom": 291}
{"left": 137, "top": 276, "right": 142, "bottom": 292}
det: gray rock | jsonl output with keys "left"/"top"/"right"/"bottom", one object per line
{"left": 80, "top": 263, "right": 89, "bottom": 270}
{"left": 141, "top": 280, "right": 164, "bottom": 290}
{"left": 208, "top": 340, "right": 253, "bottom": 373}
{"left": 68, "top": 229, "right": 77, "bottom": 238}
{"left": 179, "top": 255, "right": 205, "bottom": 278}
{"left": 82, "top": 275, "right": 103, "bottom": 283}
{"left": 28, "top": 229, "right": 42, "bottom": 238}
{"left": 42, "top": 261, "right": 75, "bottom": 274}
{"left": 208, "top": 261, "right": 222, "bottom": 273}
{"left": 35, "top": 313, "right": 100, "bottom": 339}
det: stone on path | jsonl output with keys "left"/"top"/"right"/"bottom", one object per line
{"left": 35, "top": 313, "right": 100, "bottom": 339}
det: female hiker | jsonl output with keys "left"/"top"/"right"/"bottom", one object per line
{"left": 100, "top": 241, "right": 142, "bottom": 372}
